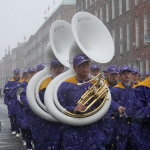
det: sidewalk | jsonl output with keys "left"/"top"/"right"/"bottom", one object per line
{"left": 0, "top": 98, "right": 26, "bottom": 150}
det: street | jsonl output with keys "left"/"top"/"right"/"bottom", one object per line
{"left": 0, "top": 98, "right": 26, "bottom": 150}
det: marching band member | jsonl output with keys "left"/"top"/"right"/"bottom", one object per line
{"left": 16, "top": 70, "right": 29, "bottom": 145}
{"left": 134, "top": 72, "right": 150, "bottom": 150}
{"left": 15, "top": 70, "right": 28, "bottom": 138}
{"left": 111, "top": 66, "right": 141, "bottom": 150}
{"left": 105, "top": 65, "right": 119, "bottom": 89}
{"left": 37, "top": 58, "right": 64, "bottom": 150}
{"left": 57, "top": 54, "right": 106, "bottom": 150}
{"left": 90, "top": 64, "right": 100, "bottom": 76}
{"left": 3, "top": 69, "right": 22, "bottom": 136}
{"left": 131, "top": 68, "right": 141, "bottom": 85}
{"left": 20, "top": 67, "right": 36, "bottom": 150}
{"left": 103, "top": 65, "right": 119, "bottom": 150}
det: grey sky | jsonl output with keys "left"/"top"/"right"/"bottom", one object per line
{"left": 0, "top": 0, "right": 62, "bottom": 60}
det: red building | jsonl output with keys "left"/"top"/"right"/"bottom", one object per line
{"left": 132, "top": 0, "right": 150, "bottom": 77}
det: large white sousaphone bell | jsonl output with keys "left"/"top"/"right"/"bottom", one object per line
{"left": 26, "top": 20, "right": 74, "bottom": 121}
{"left": 44, "top": 12, "right": 114, "bottom": 126}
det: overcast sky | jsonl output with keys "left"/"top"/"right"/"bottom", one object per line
{"left": 0, "top": 0, "right": 62, "bottom": 60}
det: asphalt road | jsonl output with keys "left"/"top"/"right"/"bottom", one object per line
{"left": 0, "top": 98, "right": 26, "bottom": 150}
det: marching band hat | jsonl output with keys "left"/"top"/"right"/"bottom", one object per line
{"left": 131, "top": 68, "right": 139, "bottom": 74}
{"left": 73, "top": 54, "right": 90, "bottom": 66}
{"left": 28, "top": 67, "right": 36, "bottom": 73}
{"left": 145, "top": 72, "right": 150, "bottom": 77}
{"left": 51, "top": 58, "right": 62, "bottom": 68}
{"left": 13, "top": 69, "right": 20, "bottom": 74}
{"left": 108, "top": 65, "right": 119, "bottom": 74}
{"left": 103, "top": 67, "right": 109, "bottom": 72}
{"left": 138, "top": 72, "right": 141, "bottom": 76}
{"left": 119, "top": 66, "right": 131, "bottom": 74}
{"left": 23, "top": 70, "right": 28, "bottom": 74}
{"left": 37, "top": 63, "right": 45, "bottom": 71}
{"left": 90, "top": 64, "right": 100, "bottom": 71}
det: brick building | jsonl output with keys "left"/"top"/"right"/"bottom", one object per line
{"left": 76, "top": 0, "right": 150, "bottom": 75}
{"left": 131, "top": 0, "right": 150, "bottom": 76}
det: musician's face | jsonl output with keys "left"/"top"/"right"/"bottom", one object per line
{"left": 108, "top": 73, "right": 118, "bottom": 83}
{"left": 51, "top": 64, "right": 64, "bottom": 78}
{"left": 120, "top": 71, "right": 131, "bottom": 82}
{"left": 131, "top": 73, "right": 138, "bottom": 83}
{"left": 22, "top": 73, "right": 28, "bottom": 80}
{"left": 27, "top": 72, "right": 36, "bottom": 79}
{"left": 74, "top": 61, "right": 90, "bottom": 77}
{"left": 90, "top": 69, "right": 100, "bottom": 76}
{"left": 103, "top": 72, "right": 109, "bottom": 80}
{"left": 14, "top": 73, "right": 20, "bottom": 81}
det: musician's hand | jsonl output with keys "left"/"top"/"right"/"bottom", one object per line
{"left": 73, "top": 104, "right": 86, "bottom": 114}
{"left": 118, "top": 106, "right": 125, "bottom": 114}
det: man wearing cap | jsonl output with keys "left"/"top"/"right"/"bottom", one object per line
{"left": 15, "top": 70, "right": 29, "bottom": 138}
{"left": 90, "top": 64, "right": 100, "bottom": 76}
{"left": 3, "top": 69, "right": 22, "bottom": 135}
{"left": 105, "top": 65, "right": 119, "bottom": 89}
{"left": 131, "top": 68, "right": 141, "bottom": 85}
{"left": 57, "top": 54, "right": 106, "bottom": 150}
{"left": 111, "top": 66, "right": 141, "bottom": 150}
{"left": 16, "top": 69, "right": 29, "bottom": 145}
{"left": 134, "top": 70, "right": 150, "bottom": 150}
{"left": 36, "top": 58, "right": 64, "bottom": 150}
{"left": 102, "top": 65, "right": 119, "bottom": 150}
{"left": 20, "top": 67, "right": 36, "bottom": 150}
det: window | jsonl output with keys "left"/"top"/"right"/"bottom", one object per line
{"left": 120, "top": 25, "right": 123, "bottom": 54}
{"left": 126, "top": 22, "right": 130, "bottom": 51}
{"left": 144, "top": 12, "right": 148, "bottom": 45}
{"left": 140, "top": 60, "right": 144, "bottom": 75}
{"left": 146, "top": 58, "right": 149, "bottom": 72}
{"left": 126, "top": 0, "right": 129, "bottom": 11}
{"left": 112, "top": 0, "right": 115, "bottom": 19}
{"left": 144, "top": 12, "right": 148, "bottom": 36}
{"left": 135, "top": 17, "right": 139, "bottom": 48}
{"left": 119, "top": 0, "right": 122, "bottom": 15}
{"left": 106, "top": 2, "right": 109, "bottom": 22}
{"left": 135, "top": 0, "right": 138, "bottom": 6}
{"left": 100, "top": 6, "right": 103, "bottom": 21}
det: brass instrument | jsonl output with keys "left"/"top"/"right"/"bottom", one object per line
{"left": 65, "top": 73, "right": 109, "bottom": 118}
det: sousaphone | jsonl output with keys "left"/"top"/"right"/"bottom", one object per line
{"left": 44, "top": 12, "right": 114, "bottom": 125}
{"left": 26, "top": 20, "right": 74, "bottom": 121}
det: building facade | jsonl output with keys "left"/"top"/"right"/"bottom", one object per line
{"left": 76, "top": 0, "right": 150, "bottom": 75}
{"left": 132, "top": 0, "right": 150, "bottom": 76}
